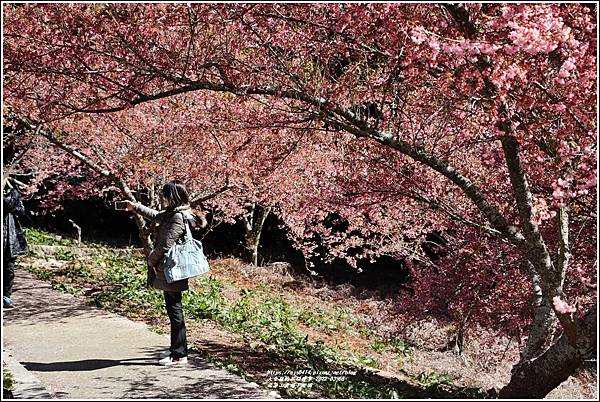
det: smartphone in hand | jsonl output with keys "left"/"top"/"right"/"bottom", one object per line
{"left": 114, "top": 201, "right": 128, "bottom": 210}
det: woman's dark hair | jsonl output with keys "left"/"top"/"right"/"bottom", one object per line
{"left": 162, "top": 180, "right": 189, "bottom": 208}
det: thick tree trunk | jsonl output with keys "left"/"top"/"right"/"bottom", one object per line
{"left": 521, "top": 301, "right": 556, "bottom": 362}
{"left": 242, "top": 203, "right": 270, "bottom": 266}
{"left": 520, "top": 206, "right": 570, "bottom": 362}
{"left": 519, "top": 264, "right": 556, "bottom": 362}
{"left": 498, "top": 132, "right": 590, "bottom": 397}
{"left": 245, "top": 233, "right": 260, "bottom": 266}
{"left": 500, "top": 305, "right": 597, "bottom": 399}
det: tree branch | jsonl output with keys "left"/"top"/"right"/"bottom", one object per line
{"left": 499, "top": 124, "right": 578, "bottom": 344}
{"left": 556, "top": 206, "right": 570, "bottom": 288}
{"left": 532, "top": 81, "right": 588, "bottom": 131}
{"left": 19, "top": 118, "right": 153, "bottom": 256}
{"left": 189, "top": 183, "right": 236, "bottom": 207}
{"left": 442, "top": 4, "right": 478, "bottom": 39}
{"left": 35, "top": 71, "right": 526, "bottom": 250}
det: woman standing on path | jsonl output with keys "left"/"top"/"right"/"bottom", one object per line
{"left": 124, "top": 180, "right": 197, "bottom": 366}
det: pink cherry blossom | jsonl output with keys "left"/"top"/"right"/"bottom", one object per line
{"left": 552, "top": 296, "right": 576, "bottom": 314}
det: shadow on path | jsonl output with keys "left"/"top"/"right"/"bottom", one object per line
{"left": 4, "top": 268, "right": 278, "bottom": 399}
{"left": 4, "top": 271, "right": 106, "bottom": 326}
{"left": 23, "top": 358, "right": 159, "bottom": 372}
{"left": 99, "top": 360, "right": 269, "bottom": 399}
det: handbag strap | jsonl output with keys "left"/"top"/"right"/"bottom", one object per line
{"left": 182, "top": 215, "right": 204, "bottom": 251}
{"left": 183, "top": 218, "right": 193, "bottom": 241}
{"left": 172, "top": 211, "right": 193, "bottom": 243}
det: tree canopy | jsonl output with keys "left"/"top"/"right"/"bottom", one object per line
{"left": 3, "top": 3, "right": 597, "bottom": 397}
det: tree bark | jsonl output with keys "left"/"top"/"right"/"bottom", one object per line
{"left": 499, "top": 305, "right": 597, "bottom": 399}
{"left": 500, "top": 132, "right": 576, "bottom": 316}
{"left": 241, "top": 203, "right": 270, "bottom": 266}
{"left": 519, "top": 265, "right": 556, "bottom": 362}
{"left": 68, "top": 219, "right": 82, "bottom": 244}
{"left": 500, "top": 135, "right": 556, "bottom": 288}
{"left": 556, "top": 206, "right": 570, "bottom": 288}
{"left": 499, "top": 132, "right": 587, "bottom": 398}
{"left": 518, "top": 206, "right": 570, "bottom": 362}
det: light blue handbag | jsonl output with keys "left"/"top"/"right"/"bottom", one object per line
{"left": 163, "top": 220, "right": 210, "bottom": 283}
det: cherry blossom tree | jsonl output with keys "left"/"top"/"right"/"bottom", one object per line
{"left": 5, "top": 94, "right": 284, "bottom": 258}
{"left": 3, "top": 3, "right": 596, "bottom": 397}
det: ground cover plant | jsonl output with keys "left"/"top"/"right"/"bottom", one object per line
{"left": 22, "top": 228, "right": 495, "bottom": 399}
{"left": 20, "top": 228, "right": 596, "bottom": 399}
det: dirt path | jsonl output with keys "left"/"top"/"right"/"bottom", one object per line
{"left": 3, "top": 270, "right": 279, "bottom": 399}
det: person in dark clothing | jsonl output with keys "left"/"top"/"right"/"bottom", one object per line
{"left": 123, "top": 180, "right": 197, "bottom": 366}
{"left": 3, "top": 186, "right": 29, "bottom": 308}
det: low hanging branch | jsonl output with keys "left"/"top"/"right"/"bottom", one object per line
{"left": 19, "top": 118, "right": 154, "bottom": 257}
{"left": 189, "top": 183, "right": 237, "bottom": 207}
{"left": 2, "top": 125, "right": 40, "bottom": 191}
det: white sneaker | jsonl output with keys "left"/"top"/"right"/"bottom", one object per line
{"left": 159, "top": 356, "right": 188, "bottom": 366}
{"left": 160, "top": 350, "right": 171, "bottom": 358}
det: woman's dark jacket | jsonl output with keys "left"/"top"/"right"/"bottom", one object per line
{"left": 133, "top": 203, "right": 195, "bottom": 292}
{"left": 3, "top": 188, "right": 28, "bottom": 259}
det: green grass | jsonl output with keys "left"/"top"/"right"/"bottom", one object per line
{"left": 369, "top": 338, "right": 412, "bottom": 359}
{"left": 21, "top": 228, "right": 487, "bottom": 399}
{"left": 315, "top": 378, "right": 403, "bottom": 399}
{"left": 23, "top": 227, "right": 75, "bottom": 247}
{"left": 298, "top": 307, "right": 347, "bottom": 334}
{"left": 24, "top": 227, "right": 118, "bottom": 249}
{"left": 93, "top": 254, "right": 164, "bottom": 315}
{"left": 51, "top": 282, "right": 84, "bottom": 295}
{"left": 183, "top": 277, "right": 228, "bottom": 320}
{"left": 28, "top": 265, "right": 53, "bottom": 281}
{"left": 411, "top": 371, "right": 454, "bottom": 387}
{"left": 53, "top": 247, "right": 77, "bottom": 261}
{"left": 2, "top": 366, "right": 14, "bottom": 392}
